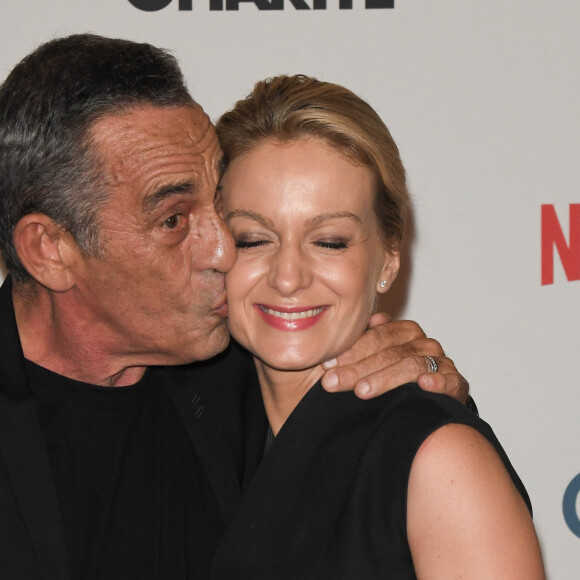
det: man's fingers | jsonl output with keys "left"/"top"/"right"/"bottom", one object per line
{"left": 322, "top": 337, "right": 446, "bottom": 392}
{"left": 416, "top": 354, "right": 470, "bottom": 403}
{"left": 322, "top": 352, "right": 467, "bottom": 401}
{"left": 367, "top": 312, "right": 392, "bottom": 328}
{"left": 416, "top": 371, "right": 448, "bottom": 393}
{"left": 322, "top": 351, "right": 445, "bottom": 395}
{"left": 320, "top": 316, "right": 469, "bottom": 404}
{"left": 322, "top": 319, "right": 427, "bottom": 369}
{"left": 322, "top": 343, "right": 424, "bottom": 391}
{"left": 417, "top": 371, "right": 470, "bottom": 404}
{"left": 352, "top": 357, "right": 435, "bottom": 398}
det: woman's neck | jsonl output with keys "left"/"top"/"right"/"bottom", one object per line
{"left": 254, "top": 361, "right": 324, "bottom": 436}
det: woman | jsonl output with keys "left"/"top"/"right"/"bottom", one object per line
{"left": 212, "top": 75, "right": 544, "bottom": 578}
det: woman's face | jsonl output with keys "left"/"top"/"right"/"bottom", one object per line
{"left": 221, "top": 137, "right": 399, "bottom": 373}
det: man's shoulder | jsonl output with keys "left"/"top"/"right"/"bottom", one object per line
{"left": 0, "top": 276, "right": 32, "bottom": 403}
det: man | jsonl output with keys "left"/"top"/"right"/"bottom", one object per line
{"left": 0, "top": 34, "right": 467, "bottom": 578}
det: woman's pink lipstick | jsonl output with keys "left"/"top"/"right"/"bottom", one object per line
{"left": 255, "top": 304, "right": 328, "bottom": 331}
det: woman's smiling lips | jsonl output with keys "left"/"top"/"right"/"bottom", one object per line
{"left": 254, "top": 304, "right": 329, "bottom": 331}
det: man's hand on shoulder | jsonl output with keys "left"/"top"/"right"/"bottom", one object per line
{"left": 321, "top": 313, "right": 469, "bottom": 404}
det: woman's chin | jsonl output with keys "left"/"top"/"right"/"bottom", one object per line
{"left": 255, "top": 352, "right": 326, "bottom": 374}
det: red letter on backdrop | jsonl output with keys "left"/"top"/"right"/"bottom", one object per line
{"left": 541, "top": 204, "right": 580, "bottom": 285}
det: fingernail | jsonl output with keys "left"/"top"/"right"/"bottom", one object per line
{"left": 357, "top": 381, "right": 370, "bottom": 397}
{"left": 322, "top": 358, "right": 337, "bottom": 369}
{"left": 324, "top": 372, "right": 338, "bottom": 389}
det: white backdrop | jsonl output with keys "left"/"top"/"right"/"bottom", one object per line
{"left": 1, "top": 1, "right": 578, "bottom": 577}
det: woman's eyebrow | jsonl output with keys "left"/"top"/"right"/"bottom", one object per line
{"left": 305, "top": 212, "right": 362, "bottom": 227}
{"left": 225, "top": 209, "right": 274, "bottom": 228}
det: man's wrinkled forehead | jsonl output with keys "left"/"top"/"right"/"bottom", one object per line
{"left": 88, "top": 104, "right": 221, "bottom": 186}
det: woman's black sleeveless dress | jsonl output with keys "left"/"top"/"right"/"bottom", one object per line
{"left": 212, "top": 382, "right": 531, "bottom": 579}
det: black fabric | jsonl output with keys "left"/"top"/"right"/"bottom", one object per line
{"left": 165, "top": 343, "right": 267, "bottom": 513}
{"left": 0, "top": 277, "right": 69, "bottom": 579}
{"left": 27, "top": 361, "right": 223, "bottom": 580}
{"left": 0, "top": 276, "right": 267, "bottom": 580}
{"left": 212, "top": 382, "right": 532, "bottom": 580}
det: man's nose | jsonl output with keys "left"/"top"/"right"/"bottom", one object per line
{"left": 210, "top": 213, "right": 237, "bottom": 273}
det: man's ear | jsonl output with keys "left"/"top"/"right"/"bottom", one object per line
{"left": 376, "top": 248, "right": 401, "bottom": 294}
{"left": 13, "top": 214, "right": 80, "bottom": 292}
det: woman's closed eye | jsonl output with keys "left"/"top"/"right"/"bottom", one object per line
{"left": 235, "top": 239, "right": 270, "bottom": 249}
{"left": 315, "top": 239, "right": 349, "bottom": 250}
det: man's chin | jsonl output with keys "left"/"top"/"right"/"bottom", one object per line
{"left": 146, "top": 323, "right": 232, "bottom": 367}
{"left": 181, "top": 325, "right": 232, "bottom": 364}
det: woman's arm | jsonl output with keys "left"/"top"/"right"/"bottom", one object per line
{"left": 407, "top": 423, "right": 544, "bottom": 579}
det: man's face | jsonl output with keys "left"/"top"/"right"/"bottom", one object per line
{"left": 72, "top": 104, "right": 236, "bottom": 366}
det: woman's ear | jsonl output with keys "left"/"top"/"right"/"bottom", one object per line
{"left": 13, "top": 214, "right": 80, "bottom": 292}
{"left": 376, "top": 248, "right": 400, "bottom": 294}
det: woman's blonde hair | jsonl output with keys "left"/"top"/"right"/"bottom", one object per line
{"left": 216, "top": 74, "right": 409, "bottom": 247}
